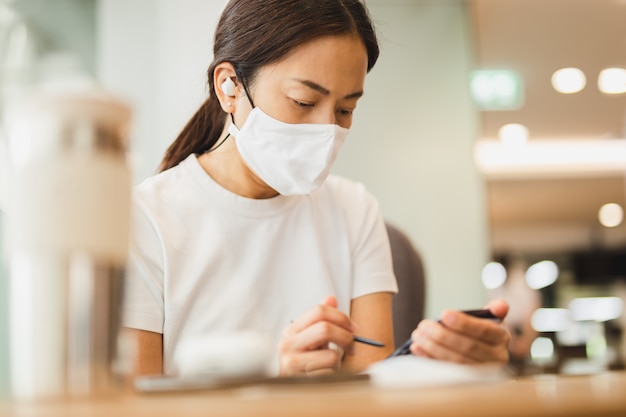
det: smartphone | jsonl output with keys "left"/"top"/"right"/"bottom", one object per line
{"left": 387, "top": 309, "right": 499, "bottom": 358}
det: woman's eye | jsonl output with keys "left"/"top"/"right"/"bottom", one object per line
{"left": 338, "top": 108, "right": 354, "bottom": 116}
{"left": 291, "top": 99, "right": 314, "bottom": 108}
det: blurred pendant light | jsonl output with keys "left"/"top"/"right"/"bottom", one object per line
{"left": 498, "top": 123, "right": 529, "bottom": 146}
{"left": 525, "top": 260, "right": 559, "bottom": 290}
{"left": 598, "top": 67, "right": 626, "bottom": 94}
{"left": 481, "top": 261, "right": 507, "bottom": 289}
{"left": 551, "top": 67, "right": 586, "bottom": 94}
{"left": 598, "top": 203, "right": 623, "bottom": 227}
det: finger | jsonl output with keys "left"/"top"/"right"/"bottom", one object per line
{"left": 306, "top": 368, "right": 336, "bottom": 376}
{"left": 280, "top": 349, "right": 340, "bottom": 376}
{"left": 410, "top": 326, "right": 480, "bottom": 364}
{"left": 484, "top": 298, "right": 509, "bottom": 321}
{"left": 410, "top": 344, "right": 434, "bottom": 359}
{"left": 439, "top": 311, "right": 509, "bottom": 346}
{"left": 282, "top": 320, "right": 355, "bottom": 352}
{"left": 288, "top": 301, "right": 355, "bottom": 336}
{"left": 322, "top": 295, "right": 338, "bottom": 309}
{"left": 413, "top": 320, "right": 509, "bottom": 363}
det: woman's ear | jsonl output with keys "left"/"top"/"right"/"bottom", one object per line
{"left": 213, "top": 63, "right": 239, "bottom": 113}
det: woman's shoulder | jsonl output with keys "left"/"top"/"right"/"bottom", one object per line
{"left": 132, "top": 155, "right": 200, "bottom": 211}
{"left": 320, "top": 175, "right": 380, "bottom": 214}
{"left": 323, "top": 174, "right": 376, "bottom": 202}
{"left": 133, "top": 165, "right": 183, "bottom": 203}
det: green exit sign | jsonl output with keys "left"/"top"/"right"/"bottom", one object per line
{"left": 470, "top": 70, "right": 524, "bottom": 110}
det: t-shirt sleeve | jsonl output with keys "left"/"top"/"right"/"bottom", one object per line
{"left": 121, "top": 198, "right": 165, "bottom": 334}
{"left": 343, "top": 182, "right": 399, "bottom": 298}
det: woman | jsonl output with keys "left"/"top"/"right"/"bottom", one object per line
{"left": 123, "top": 0, "right": 510, "bottom": 378}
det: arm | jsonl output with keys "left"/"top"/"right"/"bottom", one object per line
{"left": 342, "top": 292, "right": 394, "bottom": 372}
{"left": 122, "top": 201, "right": 167, "bottom": 378}
{"left": 123, "top": 328, "right": 164, "bottom": 377}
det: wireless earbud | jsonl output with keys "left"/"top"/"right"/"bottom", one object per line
{"left": 221, "top": 77, "right": 236, "bottom": 97}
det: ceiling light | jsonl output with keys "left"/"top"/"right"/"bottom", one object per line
{"left": 474, "top": 139, "right": 626, "bottom": 179}
{"left": 569, "top": 297, "right": 624, "bottom": 322}
{"left": 481, "top": 261, "right": 507, "bottom": 289}
{"left": 598, "top": 67, "right": 626, "bottom": 94}
{"left": 551, "top": 67, "right": 586, "bottom": 94}
{"left": 498, "top": 123, "right": 528, "bottom": 146}
{"left": 598, "top": 203, "right": 623, "bottom": 228}
{"left": 525, "top": 260, "right": 559, "bottom": 289}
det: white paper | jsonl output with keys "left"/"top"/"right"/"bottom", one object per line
{"left": 366, "top": 355, "right": 509, "bottom": 389}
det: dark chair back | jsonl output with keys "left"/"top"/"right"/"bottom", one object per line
{"left": 385, "top": 221, "right": 426, "bottom": 349}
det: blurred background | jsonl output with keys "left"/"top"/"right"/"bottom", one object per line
{"left": 0, "top": 0, "right": 625, "bottom": 379}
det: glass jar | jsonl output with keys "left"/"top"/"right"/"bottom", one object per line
{"left": 4, "top": 88, "right": 132, "bottom": 400}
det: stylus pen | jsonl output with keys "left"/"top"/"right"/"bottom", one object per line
{"left": 289, "top": 318, "right": 385, "bottom": 348}
{"left": 387, "top": 309, "right": 499, "bottom": 358}
{"left": 353, "top": 335, "right": 385, "bottom": 348}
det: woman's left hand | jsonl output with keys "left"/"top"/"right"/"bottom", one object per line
{"left": 409, "top": 299, "right": 511, "bottom": 364}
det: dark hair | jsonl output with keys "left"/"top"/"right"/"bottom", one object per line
{"left": 159, "top": 0, "right": 379, "bottom": 172}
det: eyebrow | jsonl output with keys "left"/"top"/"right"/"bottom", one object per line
{"left": 293, "top": 78, "right": 363, "bottom": 100}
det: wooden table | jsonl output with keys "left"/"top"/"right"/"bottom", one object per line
{"left": 2, "top": 371, "right": 626, "bottom": 417}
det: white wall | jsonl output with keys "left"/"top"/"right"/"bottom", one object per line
{"left": 97, "top": 0, "right": 228, "bottom": 180}
{"left": 0, "top": 211, "right": 8, "bottom": 395}
{"left": 97, "top": 0, "right": 490, "bottom": 320}
{"left": 334, "top": 1, "right": 489, "bottom": 318}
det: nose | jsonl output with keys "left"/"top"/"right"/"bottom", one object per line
{"left": 311, "top": 106, "right": 338, "bottom": 125}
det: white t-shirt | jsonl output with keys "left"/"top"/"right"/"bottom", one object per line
{"left": 123, "top": 154, "right": 398, "bottom": 375}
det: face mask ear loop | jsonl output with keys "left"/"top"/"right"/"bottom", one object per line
{"left": 204, "top": 133, "right": 230, "bottom": 154}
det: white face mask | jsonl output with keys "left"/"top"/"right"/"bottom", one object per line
{"left": 229, "top": 107, "right": 349, "bottom": 196}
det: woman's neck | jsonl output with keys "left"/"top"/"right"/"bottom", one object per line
{"left": 197, "top": 133, "right": 279, "bottom": 200}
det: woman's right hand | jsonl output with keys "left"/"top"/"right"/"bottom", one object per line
{"left": 278, "top": 295, "right": 356, "bottom": 376}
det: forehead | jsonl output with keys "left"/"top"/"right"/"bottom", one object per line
{"left": 258, "top": 35, "right": 369, "bottom": 92}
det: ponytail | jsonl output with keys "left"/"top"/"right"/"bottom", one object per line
{"left": 158, "top": 96, "right": 225, "bottom": 172}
